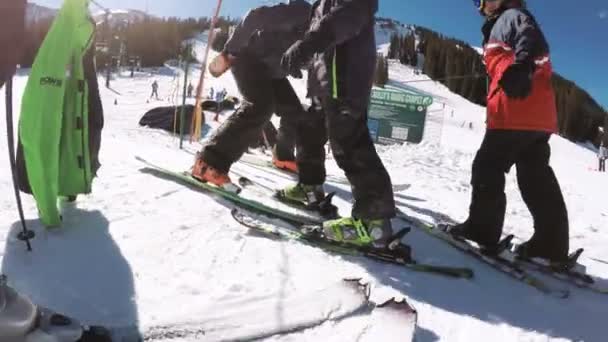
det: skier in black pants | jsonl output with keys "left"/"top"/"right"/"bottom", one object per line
{"left": 150, "top": 80, "right": 159, "bottom": 100}
{"left": 279, "top": 0, "right": 396, "bottom": 248}
{"left": 191, "top": 0, "right": 311, "bottom": 187}
{"left": 448, "top": 0, "right": 570, "bottom": 263}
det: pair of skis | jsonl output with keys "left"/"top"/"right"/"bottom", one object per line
{"left": 232, "top": 208, "right": 472, "bottom": 278}
{"left": 236, "top": 154, "right": 606, "bottom": 297}
{"left": 137, "top": 157, "right": 474, "bottom": 280}
{"left": 395, "top": 209, "right": 607, "bottom": 297}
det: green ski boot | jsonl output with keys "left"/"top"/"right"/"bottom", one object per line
{"left": 279, "top": 183, "right": 325, "bottom": 205}
{"left": 322, "top": 217, "right": 393, "bottom": 248}
{"left": 277, "top": 183, "right": 338, "bottom": 218}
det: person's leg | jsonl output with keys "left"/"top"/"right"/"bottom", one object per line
{"left": 271, "top": 78, "right": 302, "bottom": 163}
{"left": 315, "top": 98, "right": 395, "bottom": 246}
{"left": 515, "top": 133, "right": 569, "bottom": 261}
{"left": 295, "top": 97, "right": 328, "bottom": 185}
{"left": 324, "top": 98, "right": 395, "bottom": 220}
{"left": 277, "top": 97, "right": 328, "bottom": 206}
{"left": 453, "top": 130, "right": 522, "bottom": 247}
{"left": 197, "top": 58, "right": 275, "bottom": 175}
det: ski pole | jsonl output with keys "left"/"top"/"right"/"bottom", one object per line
{"left": 190, "top": 0, "right": 223, "bottom": 142}
{"left": 5, "top": 77, "right": 35, "bottom": 251}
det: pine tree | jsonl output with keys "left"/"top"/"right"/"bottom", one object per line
{"left": 374, "top": 54, "right": 389, "bottom": 87}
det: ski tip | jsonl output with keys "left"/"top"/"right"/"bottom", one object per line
{"left": 377, "top": 297, "right": 417, "bottom": 314}
{"left": 343, "top": 278, "right": 371, "bottom": 299}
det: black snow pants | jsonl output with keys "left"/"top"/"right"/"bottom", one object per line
{"left": 599, "top": 158, "right": 606, "bottom": 172}
{"left": 200, "top": 57, "right": 300, "bottom": 172}
{"left": 465, "top": 129, "right": 569, "bottom": 258}
{"left": 296, "top": 97, "right": 395, "bottom": 220}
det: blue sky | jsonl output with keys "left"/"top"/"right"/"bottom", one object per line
{"left": 35, "top": 0, "right": 608, "bottom": 109}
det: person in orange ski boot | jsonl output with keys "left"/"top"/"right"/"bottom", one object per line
{"left": 192, "top": 0, "right": 311, "bottom": 188}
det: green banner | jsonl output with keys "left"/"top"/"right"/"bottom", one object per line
{"left": 368, "top": 87, "right": 433, "bottom": 145}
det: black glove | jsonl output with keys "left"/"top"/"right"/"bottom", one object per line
{"left": 499, "top": 63, "right": 535, "bottom": 99}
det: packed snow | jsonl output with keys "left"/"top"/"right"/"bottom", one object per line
{"left": 1, "top": 33, "right": 607, "bottom": 342}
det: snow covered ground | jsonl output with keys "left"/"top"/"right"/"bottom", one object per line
{"left": 1, "top": 38, "right": 607, "bottom": 341}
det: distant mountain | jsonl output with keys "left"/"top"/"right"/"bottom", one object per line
{"left": 26, "top": 3, "right": 152, "bottom": 27}
{"left": 375, "top": 17, "right": 414, "bottom": 46}
{"left": 92, "top": 9, "right": 152, "bottom": 26}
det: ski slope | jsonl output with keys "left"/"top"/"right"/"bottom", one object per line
{"left": 1, "top": 37, "right": 607, "bottom": 341}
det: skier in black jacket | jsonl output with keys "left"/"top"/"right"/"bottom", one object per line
{"left": 279, "top": 0, "right": 396, "bottom": 248}
{"left": 191, "top": 0, "right": 311, "bottom": 186}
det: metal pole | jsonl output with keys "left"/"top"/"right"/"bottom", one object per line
{"left": 5, "top": 78, "right": 35, "bottom": 251}
{"left": 190, "top": 0, "right": 223, "bottom": 142}
{"left": 179, "top": 57, "right": 190, "bottom": 149}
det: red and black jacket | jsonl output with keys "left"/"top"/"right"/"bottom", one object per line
{"left": 482, "top": 8, "right": 557, "bottom": 132}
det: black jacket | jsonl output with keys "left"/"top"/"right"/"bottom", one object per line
{"left": 223, "top": 0, "right": 311, "bottom": 79}
{"left": 305, "top": 0, "right": 378, "bottom": 104}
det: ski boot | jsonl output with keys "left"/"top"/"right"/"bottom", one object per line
{"left": 444, "top": 221, "right": 510, "bottom": 256}
{"left": 276, "top": 183, "right": 338, "bottom": 218}
{"left": 191, "top": 154, "right": 239, "bottom": 193}
{"left": 272, "top": 146, "right": 298, "bottom": 174}
{"left": 322, "top": 217, "right": 394, "bottom": 249}
{"left": 511, "top": 240, "right": 585, "bottom": 272}
{"left": 272, "top": 158, "right": 298, "bottom": 174}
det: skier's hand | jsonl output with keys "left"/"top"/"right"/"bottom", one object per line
{"left": 499, "top": 63, "right": 534, "bottom": 100}
{"left": 280, "top": 40, "right": 310, "bottom": 79}
{"left": 209, "top": 52, "right": 234, "bottom": 78}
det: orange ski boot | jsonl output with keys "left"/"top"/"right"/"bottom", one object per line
{"left": 272, "top": 158, "right": 298, "bottom": 174}
{"left": 191, "top": 157, "right": 239, "bottom": 192}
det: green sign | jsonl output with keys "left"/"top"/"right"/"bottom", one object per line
{"left": 368, "top": 86, "right": 433, "bottom": 145}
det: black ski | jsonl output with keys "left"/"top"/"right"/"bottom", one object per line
{"left": 236, "top": 175, "right": 339, "bottom": 219}
{"left": 232, "top": 208, "right": 474, "bottom": 279}
{"left": 137, "top": 156, "right": 324, "bottom": 226}
{"left": 395, "top": 209, "right": 570, "bottom": 298}
{"left": 506, "top": 245, "right": 608, "bottom": 294}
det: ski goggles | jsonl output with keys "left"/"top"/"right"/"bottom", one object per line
{"left": 473, "top": 0, "right": 499, "bottom": 10}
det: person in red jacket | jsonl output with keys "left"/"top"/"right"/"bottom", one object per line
{"left": 449, "top": 0, "right": 570, "bottom": 263}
